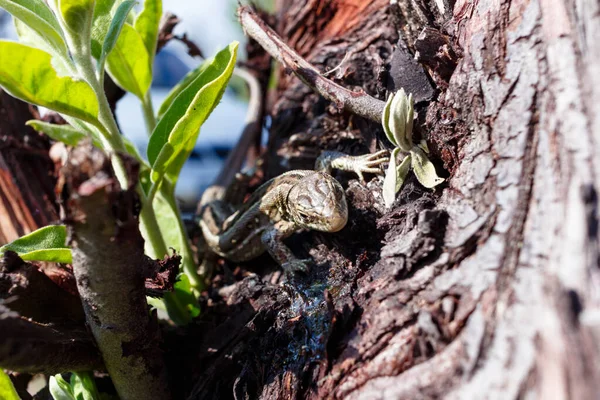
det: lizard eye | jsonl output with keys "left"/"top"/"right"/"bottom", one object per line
{"left": 297, "top": 210, "right": 312, "bottom": 221}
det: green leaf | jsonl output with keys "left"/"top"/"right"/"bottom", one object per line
{"left": 388, "top": 89, "right": 414, "bottom": 152}
{"left": 395, "top": 152, "right": 412, "bottom": 192}
{"left": 123, "top": 136, "right": 147, "bottom": 163}
{"left": 13, "top": 19, "right": 72, "bottom": 75}
{"left": 0, "top": 225, "right": 72, "bottom": 264}
{"left": 383, "top": 149, "right": 412, "bottom": 208}
{"left": 70, "top": 372, "right": 100, "bottom": 400}
{"left": 105, "top": 23, "right": 152, "bottom": 99}
{"left": 26, "top": 120, "right": 89, "bottom": 146}
{"left": 148, "top": 42, "right": 238, "bottom": 181}
{"left": 98, "top": 0, "right": 137, "bottom": 71}
{"left": 410, "top": 146, "right": 444, "bottom": 189}
{"left": 0, "top": 370, "right": 20, "bottom": 400}
{"left": 163, "top": 274, "right": 200, "bottom": 325}
{"left": 0, "top": 41, "right": 99, "bottom": 125}
{"left": 0, "top": 0, "right": 68, "bottom": 58}
{"left": 156, "top": 60, "right": 211, "bottom": 119}
{"left": 20, "top": 248, "right": 72, "bottom": 263}
{"left": 90, "top": 0, "right": 121, "bottom": 59}
{"left": 134, "top": 0, "right": 161, "bottom": 64}
{"left": 381, "top": 93, "right": 396, "bottom": 147}
{"left": 382, "top": 147, "right": 398, "bottom": 209}
{"left": 59, "top": 0, "right": 95, "bottom": 39}
{"left": 49, "top": 375, "right": 75, "bottom": 400}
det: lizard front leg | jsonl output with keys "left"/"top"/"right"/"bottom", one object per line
{"left": 261, "top": 221, "right": 310, "bottom": 273}
{"left": 315, "top": 150, "right": 389, "bottom": 182}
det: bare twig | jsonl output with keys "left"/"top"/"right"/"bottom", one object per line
{"left": 63, "top": 144, "right": 171, "bottom": 400}
{"left": 238, "top": 6, "right": 386, "bottom": 123}
{"left": 156, "top": 12, "right": 180, "bottom": 53}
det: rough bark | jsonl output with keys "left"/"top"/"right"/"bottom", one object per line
{"left": 62, "top": 144, "right": 172, "bottom": 400}
{"left": 184, "top": 0, "right": 600, "bottom": 398}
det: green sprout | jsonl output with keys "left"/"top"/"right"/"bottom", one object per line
{"left": 382, "top": 89, "right": 444, "bottom": 208}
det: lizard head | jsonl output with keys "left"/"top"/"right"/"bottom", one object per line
{"left": 286, "top": 172, "right": 348, "bottom": 232}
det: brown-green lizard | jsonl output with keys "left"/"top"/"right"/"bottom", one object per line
{"left": 198, "top": 150, "right": 388, "bottom": 273}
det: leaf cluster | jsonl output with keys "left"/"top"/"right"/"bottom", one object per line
{"left": 0, "top": 0, "right": 238, "bottom": 326}
{"left": 381, "top": 89, "right": 444, "bottom": 208}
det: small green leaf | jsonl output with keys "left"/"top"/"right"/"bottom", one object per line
{"left": 90, "top": 0, "right": 122, "bottom": 59}
{"left": 0, "top": 370, "right": 20, "bottom": 400}
{"left": 0, "top": 225, "right": 72, "bottom": 264}
{"left": 26, "top": 120, "right": 89, "bottom": 146}
{"left": 59, "top": 0, "right": 95, "bottom": 38}
{"left": 98, "top": 0, "right": 137, "bottom": 71}
{"left": 381, "top": 93, "right": 396, "bottom": 147}
{"left": 105, "top": 23, "right": 152, "bottom": 99}
{"left": 388, "top": 89, "right": 413, "bottom": 152}
{"left": 20, "top": 248, "right": 72, "bottom": 264}
{"left": 0, "top": 0, "right": 68, "bottom": 57}
{"left": 395, "top": 152, "right": 412, "bottom": 192}
{"left": 410, "top": 146, "right": 444, "bottom": 189}
{"left": 148, "top": 42, "right": 238, "bottom": 181}
{"left": 134, "top": 0, "right": 161, "bottom": 64}
{"left": 49, "top": 375, "right": 75, "bottom": 400}
{"left": 70, "top": 372, "right": 100, "bottom": 400}
{"left": 0, "top": 41, "right": 99, "bottom": 125}
{"left": 382, "top": 147, "right": 399, "bottom": 209}
{"left": 383, "top": 149, "right": 413, "bottom": 208}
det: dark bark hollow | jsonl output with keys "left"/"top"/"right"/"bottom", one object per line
{"left": 62, "top": 144, "right": 171, "bottom": 400}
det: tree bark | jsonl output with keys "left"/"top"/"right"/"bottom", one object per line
{"left": 0, "top": 89, "right": 58, "bottom": 243}
{"left": 186, "top": 0, "right": 600, "bottom": 398}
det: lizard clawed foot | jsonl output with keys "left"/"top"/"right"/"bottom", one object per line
{"left": 282, "top": 258, "right": 312, "bottom": 274}
{"left": 349, "top": 150, "right": 390, "bottom": 182}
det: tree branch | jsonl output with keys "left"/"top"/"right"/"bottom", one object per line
{"left": 62, "top": 143, "right": 171, "bottom": 400}
{"left": 238, "top": 6, "right": 386, "bottom": 123}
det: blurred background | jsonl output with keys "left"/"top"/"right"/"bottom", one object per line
{"left": 0, "top": 0, "right": 274, "bottom": 211}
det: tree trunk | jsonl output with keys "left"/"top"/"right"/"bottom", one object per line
{"left": 187, "top": 0, "right": 600, "bottom": 398}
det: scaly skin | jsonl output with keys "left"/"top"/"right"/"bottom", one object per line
{"left": 198, "top": 150, "right": 388, "bottom": 273}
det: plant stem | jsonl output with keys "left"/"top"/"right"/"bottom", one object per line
{"left": 160, "top": 181, "right": 202, "bottom": 292}
{"left": 138, "top": 189, "right": 169, "bottom": 259}
{"left": 238, "top": 6, "right": 386, "bottom": 123}
{"left": 142, "top": 91, "right": 157, "bottom": 134}
{"left": 72, "top": 48, "right": 168, "bottom": 260}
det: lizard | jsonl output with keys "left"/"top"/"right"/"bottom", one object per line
{"left": 197, "top": 150, "right": 389, "bottom": 273}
